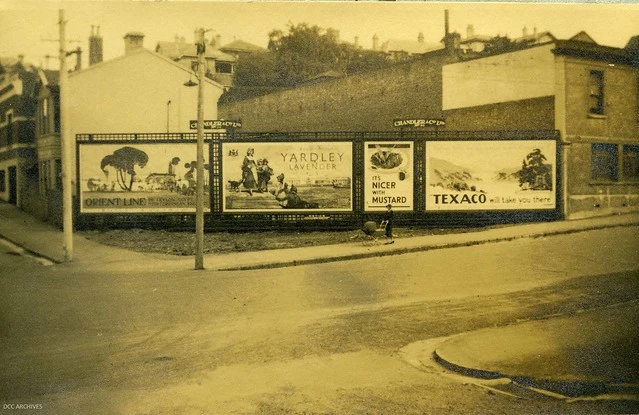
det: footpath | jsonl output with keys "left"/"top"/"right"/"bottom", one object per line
{"left": 1, "top": 201, "right": 638, "bottom": 400}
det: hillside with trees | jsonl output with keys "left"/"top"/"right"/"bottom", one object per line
{"left": 221, "top": 23, "right": 390, "bottom": 102}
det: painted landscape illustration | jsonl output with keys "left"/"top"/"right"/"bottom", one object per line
{"left": 426, "top": 141, "right": 556, "bottom": 210}
{"left": 222, "top": 142, "right": 352, "bottom": 212}
{"left": 79, "top": 143, "right": 210, "bottom": 212}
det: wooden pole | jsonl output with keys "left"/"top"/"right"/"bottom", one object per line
{"left": 195, "top": 28, "right": 205, "bottom": 270}
{"left": 59, "top": 9, "right": 73, "bottom": 261}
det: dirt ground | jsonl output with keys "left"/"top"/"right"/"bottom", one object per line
{"left": 78, "top": 225, "right": 485, "bottom": 256}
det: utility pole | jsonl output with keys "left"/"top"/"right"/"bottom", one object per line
{"left": 195, "top": 28, "right": 206, "bottom": 270}
{"left": 59, "top": 9, "right": 73, "bottom": 261}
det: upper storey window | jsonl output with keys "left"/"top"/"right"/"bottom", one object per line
{"left": 588, "top": 70, "right": 604, "bottom": 116}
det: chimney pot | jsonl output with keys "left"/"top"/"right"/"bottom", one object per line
{"left": 124, "top": 32, "right": 145, "bottom": 55}
{"left": 466, "top": 24, "right": 475, "bottom": 39}
{"left": 90, "top": 25, "right": 104, "bottom": 65}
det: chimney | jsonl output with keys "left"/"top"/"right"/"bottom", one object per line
{"left": 522, "top": 26, "right": 529, "bottom": 37}
{"left": 372, "top": 33, "right": 379, "bottom": 51}
{"left": 354, "top": 36, "right": 359, "bottom": 48}
{"left": 445, "top": 9, "right": 450, "bottom": 36}
{"left": 442, "top": 10, "right": 460, "bottom": 52}
{"left": 124, "top": 32, "right": 145, "bottom": 55}
{"left": 418, "top": 32, "right": 424, "bottom": 43}
{"left": 89, "top": 25, "right": 103, "bottom": 66}
{"left": 73, "top": 47, "right": 82, "bottom": 71}
{"left": 466, "top": 24, "right": 475, "bottom": 39}
{"left": 210, "top": 34, "right": 221, "bottom": 50}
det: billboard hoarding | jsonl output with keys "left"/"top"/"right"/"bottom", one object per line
{"left": 364, "top": 142, "right": 413, "bottom": 211}
{"left": 79, "top": 143, "right": 210, "bottom": 213}
{"left": 426, "top": 140, "right": 557, "bottom": 211}
{"left": 222, "top": 142, "right": 352, "bottom": 212}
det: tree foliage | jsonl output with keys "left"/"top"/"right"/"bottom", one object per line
{"left": 268, "top": 24, "right": 349, "bottom": 86}
{"left": 100, "top": 146, "right": 149, "bottom": 191}
{"left": 483, "top": 35, "right": 535, "bottom": 55}
{"left": 518, "top": 148, "right": 552, "bottom": 190}
{"left": 233, "top": 51, "right": 279, "bottom": 88}
{"left": 230, "top": 22, "right": 390, "bottom": 95}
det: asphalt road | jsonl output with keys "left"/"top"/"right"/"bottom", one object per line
{"left": 1, "top": 226, "right": 638, "bottom": 414}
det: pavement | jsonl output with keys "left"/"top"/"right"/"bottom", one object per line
{"left": 1, "top": 200, "right": 639, "bottom": 400}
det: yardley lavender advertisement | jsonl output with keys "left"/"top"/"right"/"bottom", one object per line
{"left": 364, "top": 142, "right": 413, "bottom": 211}
{"left": 79, "top": 143, "right": 210, "bottom": 213}
{"left": 222, "top": 142, "right": 352, "bottom": 212}
{"left": 425, "top": 140, "right": 556, "bottom": 211}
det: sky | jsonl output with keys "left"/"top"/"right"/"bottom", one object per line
{"left": 1, "top": 1, "right": 638, "bottom": 70}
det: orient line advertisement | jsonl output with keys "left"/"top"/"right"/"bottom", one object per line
{"left": 222, "top": 142, "right": 352, "bottom": 212}
{"left": 79, "top": 143, "right": 210, "bottom": 213}
{"left": 425, "top": 140, "right": 556, "bottom": 211}
{"left": 365, "top": 142, "right": 413, "bottom": 211}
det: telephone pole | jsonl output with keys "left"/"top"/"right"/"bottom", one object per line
{"left": 59, "top": 9, "right": 73, "bottom": 261}
{"left": 195, "top": 28, "right": 206, "bottom": 270}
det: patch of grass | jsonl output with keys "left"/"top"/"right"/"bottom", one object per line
{"left": 79, "top": 226, "right": 486, "bottom": 256}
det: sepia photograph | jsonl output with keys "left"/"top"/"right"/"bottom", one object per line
{"left": 0, "top": 0, "right": 638, "bottom": 414}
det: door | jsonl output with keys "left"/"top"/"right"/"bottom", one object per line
{"left": 8, "top": 166, "right": 17, "bottom": 205}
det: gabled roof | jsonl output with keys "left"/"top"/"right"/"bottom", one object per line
{"left": 220, "top": 39, "right": 266, "bottom": 54}
{"left": 569, "top": 31, "right": 597, "bottom": 44}
{"left": 625, "top": 35, "right": 639, "bottom": 51}
{"left": 69, "top": 48, "right": 224, "bottom": 91}
{"left": 155, "top": 41, "right": 236, "bottom": 62}
{"left": 381, "top": 39, "right": 442, "bottom": 54}
{"left": 553, "top": 36, "right": 636, "bottom": 66}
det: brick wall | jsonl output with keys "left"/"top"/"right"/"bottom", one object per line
{"left": 219, "top": 51, "right": 457, "bottom": 132}
{"left": 443, "top": 96, "right": 555, "bottom": 131}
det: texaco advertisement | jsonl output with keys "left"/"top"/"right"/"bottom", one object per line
{"left": 426, "top": 140, "right": 557, "bottom": 211}
{"left": 79, "top": 143, "right": 210, "bottom": 213}
{"left": 222, "top": 142, "right": 352, "bottom": 212}
{"left": 364, "top": 142, "right": 413, "bottom": 211}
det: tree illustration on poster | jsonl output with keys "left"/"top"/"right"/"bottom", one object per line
{"left": 518, "top": 148, "right": 552, "bottom": 191}
{"left": 100, "top": 146, "right": 149, "bottom": 191}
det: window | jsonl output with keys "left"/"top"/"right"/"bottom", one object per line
{"left": 6, "top": 112, "right": 13, "bottom": 145}
{"left": 53, "top": 95, "right": 60, "bottom": 133}
{"left": 55, "top": 159, "right": 62, "bottom": 189}
{"left": 588, "top": 70, "right": 604, "bottom": 115}
{"left": 622, "top": 145, "right": 639, "bottom": 182}
{"left": 39, "top": 161, "right": 50, "bottom": 193}
{"left": 0, "top": 170, "right": 5, "bottom": 192}
{"left": 39, "top": 97, "right": 49, "bottom": 135}
{"left": 38, "top": 160, "right": 62, "bottom": 193}
{"left": 215, "top": 62, "right": 233, "bottom": 74}
{"left": 591, "top": 143, "right": 617, "bottom": 181}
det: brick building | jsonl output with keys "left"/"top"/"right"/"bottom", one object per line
{"left": 0, "top": 57, "right": 39, "bottom": 207}
{"left": 442, "top": 33, "right": 639, "bottom": 218}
